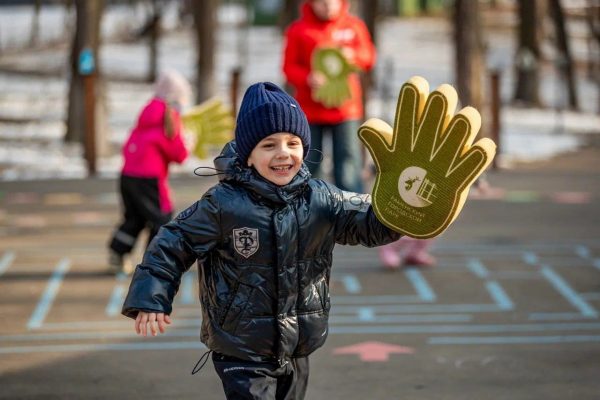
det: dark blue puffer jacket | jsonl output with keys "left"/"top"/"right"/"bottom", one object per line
{"left": 122, "top": 142, "right": 400, "bottom": 364}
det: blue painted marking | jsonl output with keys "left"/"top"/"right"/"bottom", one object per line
{"left": 522, "top": 251, "right": 538, "bottom": 265}
{"left": 179, "top": 272, "right": 195, "bottom": 305}
{"left": 330, "top": 314, "right": 473, "bottom": 324}
{"left": 467, "top": 258, "right": 488, "bottom": 278}
{"left": 529, "top": 312, "right": 593, "bottom": 321}
{"left": 27, "top": 258, "right": 70, "bottom": 330}
{"left": 593, "top": 259, "right": 600, "bottom": 272}
{"left": 540, "top": 265, "right": 598, "bottom": 318}
{"left": 105, "top": 283, "right": 126, "bottom": 317}
{"left": 329, "top": 322, "right": 600, "bottom": 335}
{"left": 575, "top": 245, "right": 590, "bottom": 259}
{"left": 429, "top": 335, "right": 600, "bottom": 345}
{"left": 486, "top": 281, "right": 514, "bottom": 310}
{"left": 0, "top": 341, "right": 207, "bottom": 354}
{"left": 404, "top": 269, "right": 436, "bottom": 302}
{"left": 0, "top": 251, "right": 15, "bottom": 276}
{"left": 357, "top": 307, "right": 374, "bottom": 321}
{"left": 341, "top": 275, "right": 361, "bottom": 294}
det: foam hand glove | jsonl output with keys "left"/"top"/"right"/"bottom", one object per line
{"left": 311, "top": 47, "right": 354, "bottom": 108}
{"left": 182, "top": 98, "right": 235, "bottom": 159}
{"left": 359, "top": 76, "right": 496, "bottom": 238}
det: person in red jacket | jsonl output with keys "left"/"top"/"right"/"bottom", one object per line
{"left": 283, "top": 0, "right": 376, "bottom": 193}
{"left": 108, "top": 69, "right": 191, "bottom": 275}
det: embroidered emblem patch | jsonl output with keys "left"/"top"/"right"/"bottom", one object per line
{"left": 176, "top": 202, "right": 198, "bottom": 220}
{"left": 233, "top": 227, "right": 259, "bottom": 258}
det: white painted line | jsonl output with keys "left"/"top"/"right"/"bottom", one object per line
{"left": 0, "top": 251, "right": 16, "bottom": 276}
{"left": 0, "top": 341, "right": 207, "bottom": 354}
{"left": 429, "top": 335, "right": 600, "bottom": 345}
{"left": 27, "top": 258, "right": 70, "bottom": 330}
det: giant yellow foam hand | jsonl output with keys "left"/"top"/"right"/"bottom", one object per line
{"left": 311, "top": 47, "right": 354, "bottom": 108}
{"left": 182, "top": 98, "right": 235, "bottom": 159}
{"left": 359, "top": 76, "right": 496, "bottom": 238}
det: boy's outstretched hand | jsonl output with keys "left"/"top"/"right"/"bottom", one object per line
{"left": 358, "top": 76, "right": 496, "bottom": 239}
{"left": 135, "top": 311, "right": 172, "bottom": 337}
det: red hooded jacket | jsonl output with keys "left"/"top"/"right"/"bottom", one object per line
{"left": 283, "top": 0, "right": 376, "bottom": 124}
{"left": 121, "top": 98, "right": 188, "bottom": 213}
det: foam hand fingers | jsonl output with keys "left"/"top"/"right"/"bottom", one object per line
{"left": 358, "top": 118, "right": 394, "bottom": 165}
{"left": 414, "top": 84, "right": 457, "bottom": 158}
{"left": 359, "top": 75, "right": 497, "bottom": 238}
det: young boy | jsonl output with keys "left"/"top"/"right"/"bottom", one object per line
{"left": 122, "top": 82, "right": 400, "bottom": 399}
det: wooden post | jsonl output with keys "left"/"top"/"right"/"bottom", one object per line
{"left": 83, "top": 73, "right": 96, "bottom": 176}
{"left": 230, "top": 67, "right": 241, "bottom": 119}
{"left": 490, "top": 70, "right": 501, "bottom": 170}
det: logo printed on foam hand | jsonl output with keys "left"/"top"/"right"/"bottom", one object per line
{"left": 359, "top": 76, "right": 496, "bottom": 238}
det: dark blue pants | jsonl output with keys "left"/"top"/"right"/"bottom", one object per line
{"left": 306, "top": 120, "right": 363, "bottom": 193}
{"left": 212, "top": 352, "right": 309, "bottom": 400}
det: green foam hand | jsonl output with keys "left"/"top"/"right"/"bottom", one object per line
{"left": 182, "top": 98, "right": 235, "bottom": 159}
{"left": 311, "top": 47, "right": 354, "bottom": 108}
{"left": 359, "top": 76, "right": 496, "bottom": 238}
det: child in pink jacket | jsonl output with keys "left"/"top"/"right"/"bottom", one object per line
{"left": 108, "top": 69, "right": 191, "bottom": 275}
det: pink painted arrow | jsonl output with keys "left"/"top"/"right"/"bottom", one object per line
{"left": 333, "top": 341, "right": 415, "bottom": 362}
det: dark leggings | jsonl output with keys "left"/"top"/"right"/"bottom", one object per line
{"left": 109, "top": 175, "right": 172, "bottom": 255}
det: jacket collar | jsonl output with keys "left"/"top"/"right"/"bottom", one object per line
{"left": 214, "top": 141, "right": 310, "bottom": 205}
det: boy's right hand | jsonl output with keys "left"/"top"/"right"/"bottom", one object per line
{"left": 135, "top": 311, "right": 172, "bottom": 337}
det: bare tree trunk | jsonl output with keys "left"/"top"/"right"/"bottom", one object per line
{"left": 586, "top": 0, "right": 600, "bottom": 113}
{"left": 65, "top": 0, "right": 106, "bottom": 156}
{"left": 453, "top": 0, "right": 485, "bottom": 111}
{"left": 280, "top": 0, "right": 303, "bottom": 31}
{"left": 29, "top": 0, "right": 42, "bottom": 47}
{"left": 359, "top": 0, "right": 378, "bottom": 102}
{"left": 139, "top": 0, "right": 163, "bottom": 83}
{"left": 514, "top": 0, "right": 542, "bottom": 106}
{"left": 192, "top": 0, "right": 218, "bottom": 103}
{"left": 549, "top": 0, "right": 579, "bottom": 110}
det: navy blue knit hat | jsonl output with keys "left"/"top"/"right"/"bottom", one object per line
{"left": 235, "top": 82, "right": 311, "bottom": 164}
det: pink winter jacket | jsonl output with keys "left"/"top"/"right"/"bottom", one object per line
{"left": 121, "top": 98, "right": 188, "bottom": 213}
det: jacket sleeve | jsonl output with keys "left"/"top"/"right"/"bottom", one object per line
{"left": 282, "top": 24, "right": 311, "bottom": 89}
{"left": 160, "top": 112, "right": 189, "bottom": 164}
{"left": 326, "top": 183, "right": 401, "bottom": 246}
{"left": 349, "top": 18, "right": 376, "bottom": 72}
{"left": 122, "top": 190, "right": 220, "bottom": 319}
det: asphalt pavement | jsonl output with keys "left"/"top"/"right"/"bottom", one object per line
{"left": 1, "top": 145, "right": 599, "bottom": 399}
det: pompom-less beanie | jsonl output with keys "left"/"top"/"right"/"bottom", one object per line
{"left": 154, "top": 69, "right": 192, "bottom": 109}
{"left": 235, "top": 82, "right": 311, "bottom": 164}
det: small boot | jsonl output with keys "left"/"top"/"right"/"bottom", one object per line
{"left": 108, "top": 251, "right": 134, "bottom": 276}
{"left": 379, "top": 242, "right": 402, "bottom": 270}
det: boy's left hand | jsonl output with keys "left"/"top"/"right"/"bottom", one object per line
{"left": 135, "top": 311, "right": 172, "bottom": 337}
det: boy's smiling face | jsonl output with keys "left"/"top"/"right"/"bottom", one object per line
{"left": 247, "top": 132, "right": 304, "bottom": 186}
